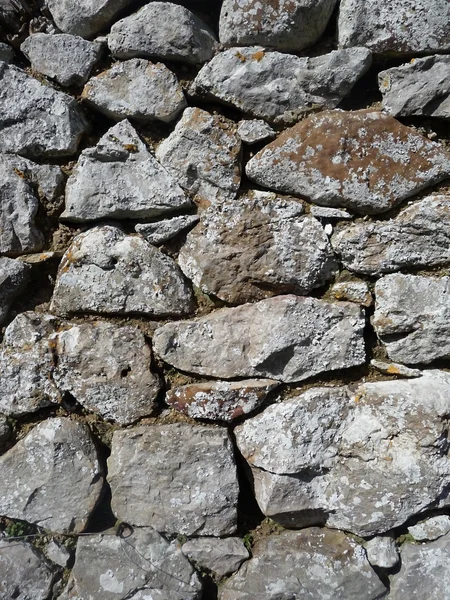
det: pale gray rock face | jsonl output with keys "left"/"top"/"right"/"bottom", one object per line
{"left": 59, "top": 527, "right": 202, "bottom": 600}
{"left": 0, "top": 258, "right": 31, "bottom": 323}
{"left": 82, "top": 59, "right": 187, "bottom": 123}
{"left": 156, "top": 107, "right": 242, "bottom": 204}
{"left": 408, "top": 515, "right": 450, "bottom": 542}
{"left": 365, "top": 536, "right": 399, "bottom": 569}
{"left": 219, "top": 0, "right": 338, "bottom": 52}
{"left": 108, "top": 2, "right": 218, "bottom": 64}
{"left": 191, "top": 47, "right": 372, "bottom": 124}
{"left": 237, "top": 119, "right": 276, "bottom": 144}
{"left": 370, "top": 360, "right": 422, "bottom": 378}
{"left": 246, "top": 110, "right": 450, "bottom": 213}
{"left": 108, "top": 424, "right": 239, "bottom": 536}
{"left": 219, "top": 528, "right": 387, "bottom": 600}
{"left": 331, "top": 281, "right": 372, "bottom": 307}
{"left": 310, "top": 206, "right": 353, "bottom": 220}
{"left": 178, "top": 191, "right": 336, "bottom": 304}
{"left": 373, "top": 274, "right": 450, "bottom": 364}
{"left": 135, "top": 214, "right": 200, "bottom": 246}
{"left": 332, "top": 196, "right": 450, "bottom": 275}
{"left": 0, "top": 42, "right": 14, "bottom": 62}
{"left": 0, "top": 539, "right": 55, "bottom": 600}
{"left": 338, "top": 0, "right": 450, "bottom": 55}
{"left": 45, "top": 539, "right": 72, "bottom": 567}
{"left": 0, "top": 62, "right": 88, "bottom": 158}
{"left": 153, "top": 294, "right": 366, "bottom": 383}
{"left": 50, "top": 226, "right": 195, "bottom": 317}
{"left": 45, "top": 0, "right": 130, "bottom": 38}
{"left": 182, "top": 537, "right": 249, "bottom": 579}
{"left": 0, "top": 417, "right": 104, "bottom": 532}
{"left": 166, "top": 379, "right": 279, "bottom": 422}
{"left": 61, "top": 120, "right": 191, "bottom": 222}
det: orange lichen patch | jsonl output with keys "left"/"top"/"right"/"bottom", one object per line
{"left": 123, "top": 143, "right": 138, "bottom": 153}
{"left": 13, "top": 168, "right": 26, "bottom": 179}
{"left": 252, "top": 50, "right": 266, "bottom": 62}
{"left": 235, "top": 51, "right": 247, "bottom": 62}
{"left": 386, "top": 365, "right": 401, "bottom": 375}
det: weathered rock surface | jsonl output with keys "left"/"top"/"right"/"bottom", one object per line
{"left": 0, "top": 417, "right": 103, "bottom": 532}
{"left": 108, "top": 2, "right": 217, "bottom": 64}
{"left": 0, "top": 42, "right": 14, "bottom": 62}
{"left": 338, "top": 0, "right": 450, "bottom": 55}
{"left": 373, "top": 274, "right": 450, "bottom": 364}
{"left": 178, "top": 192, "right": 336, "bottom": 303}
{"left": 237, "top": 119, "right": 276, "bottom": 144}
{"left": 219, "top": 528, "right": 387, "bottom": 600}
{"left": 310, "top": 206, "right": 353, "bottom": 220}
{"left": 409, "top": 515, "right": 450, "bottom": 542}
{"left": 332, "top": 196, "right": 450, "bottom": 275}
{"left": 0, "top": 257, "right": 31, "bottom": 323}
{"left": 50, "top": 226, "right": 195, "bottom": 317}
{"left": 136, "top": 214, "right": 199, "bottom": 246}
{"left": 45, "top": 0, "right": 130, "bottom": 38}
{"left": 331, "top": 280, "right": 372, "bottom": 307}
{"left": 219, "top": 0, "right": 338, "bottom": 52}
{"left": 45, "top": 539, "right": 72, "bottom": 567}
{"left": 190, "top": 47, "right": 372, "bottom": 124}
{"left": 182, "top": 537, "right": 249, "bottom": 578}
{"left": 156, "top": 107, "right": 242, "bottom": 203}
{"left": 166, "top": 379, "right": 279, "bottom": 422}
{"left": 364, "top": 536, "right": 399, "bottom": 569}
{"left": 153, "top": 294, "right": 365, "bottom": 383}
{"left": 0, "top": 62, "right": 88, "bottom": 158}
{"left": 0, "top": 415, "right": 12, "bottom": 445}
{"left": 82, "top": 59, "right": 186, "bottom": 123}
{"left": 108, "top": 424, "right": 239, "bottom": 536}
{"left": 370, "top": 360, "right": 422, "bottom": 378}
{"left": 61, "top": 120, "right": 191, "bottom": 222}
{"left": 246, "top": 110, "right": 450, "bottom": 213}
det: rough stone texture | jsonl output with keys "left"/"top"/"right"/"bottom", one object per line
{"left": 0, "top": 417, "right": 103, "bottom": 532}
{"left": 408, "top": 515, "right": 450, "bottom": 542}
{"left": 365, "top": 536, "right": 399, "bottom": 569}
{"left": 153, "top": 294, "right": 366, "bottom": 383}
{"left": 0, "top": 414, "right": 12, "bottom": 444}
{"left": 135, "top": 214, "right": 199, "bottom": 246}
{"left": 219, "top": 0, "right": 338, "bottom": 52}
{"left": 332, "top": 196, "right": 450, "bottom": 275}
{"left": 156, "top": 107, "right": 242, "bottom": 204}
{"left": 45, "top": 0, "right": 130, "bottom": 38}
{"left": 82, "top": 58, "right": 186, "bottom": 123}
{"left": 191, "top": 47, "right": 372, "bottom": 124}
{"left": 219, "top": 528, "right": 387, "bottom": 600}
{"left": 246, "top": 109, "right": 450, "bottom": 214}
{"left": 45, "top": 539, "right": 72, "bottom": 567}
{"left": 370, "top": 360, "right": 422, "bottom": 378}
{"left": 338, "top": 0, "right": 450, "bottom": 55}
{"left": 108, "top": 424, "right": 239, "bottom": 536}
{"left": 108, "top": 2, "right": 218, "bottom": 64}
{"left": 61, "top": 120, "right": 191, "bottom": 222}
{"left": 178, "top": 191, "right": 336, "bottom": 303}
{"left": 0, "top": 42, "right": 14, "bottom": 62}
{"left": 237, "top": 119, "right": 276, "bottom": 144}
{"left": 310, "top": 206, "right": 353, "bottom": 220}
{"left": 0, "top": 539, "right": 55, "bottom": 600}
{"left": 373, "top": 274, "right": 450, "bottom": 364}
{"left": 0, "top": 257, "right": 31, "bottom": 323}
{"left": 166, "top": 379, "right": 279, "bottom": 422}
{"left": 0, "top": 62, "right": 88, "bottom": 158}
{"left": 182, "top": 537, "right": 249, "bottom": 578}
{"left": 50, "top": 226, "right": 195, "bottom": 317}
{"left": 331, "top": 281, "right": 373, "bottom": 307}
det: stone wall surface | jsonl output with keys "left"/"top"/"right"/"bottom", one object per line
{"left": 1, "top": 1, "right": 450, "bottom": 598}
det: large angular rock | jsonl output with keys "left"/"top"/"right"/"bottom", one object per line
{"left": 178, "top": 191, "right": 337, "bottom": 303}
{"left": 82, "top": 59, "right": 186, "bottom": 123}
{"left": 182, "top": 537, "right": 249, "bottom": 579}
{"left": 0, "top": 62, "right": 88, "bottom": 158}
{"left": 50, "top": 226, "right": 195, "bottom": 317}
{"left": 219, "top": 0, "right": 338, "bottom": 52}
{"left": 246, "top": 110, "right": 450, "bottom": 214}
{"left": 108, "top": 424, "right": 239, "bottom": 536}
{"left": 0, "top": 258, "right": 31, "bottom": 323}
{"left": 45, "top": 0, "right": 130, "bottom": 38}
{"left": 156, "top": 107, "right": 242, "bottom": 203}
{"left": 219, "top": 528, "right": 387, "bottom": 600}
{"left": 0, "top": 417, "right": 103, "bottom": 532}
{"left": 191, "top": 47, "right": 372, "bottom": 124}
{"left": 108, "top": 2, "right": 217, "bottom": 64}
{"left": 61, "top": 120, "right": 191, "bottom": 222}
{"left": 338, "top": 0, "right": 450, "bottom": 55}
{"left": 373, "top": 274, "right": 450, "bottom": 364}
{"left": 331, "top": 195, "right": 450, "bottom": 275}
{"left": 153, "top": 294, "right": 366, "bottom": 383}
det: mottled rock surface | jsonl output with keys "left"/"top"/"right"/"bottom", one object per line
{"left": 45, "top": 0, "right": 130, "bottom": 38}
{"left": 331, "top": 281, "right": 372, "bottom": 307}
{"left": 237, "top": 119, "right": 276, "bottom": 144}
{"left": 365, "top": 536, "right": 399, "bottom": 569}
{"left": 135, "top": 214, "right": 199, "bottom": 245}
{"left": 370, "top": 360, "right": 422, "bottom": 378}
{"left": 0, "top": 257, "right": 31, "bottom": 323}
{"left": 409, "top": 515, "right": 450, "bottom": 542}
{"left": 182, "top": 537, "right": 249, "bottom": 578}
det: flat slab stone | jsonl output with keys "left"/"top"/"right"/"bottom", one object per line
{"left": 178, "top": 191, "right": 336, "bottom": 303}
{"left": 370, "top": 360, "right": 422, "bottom": 378}
{"left": 135, "top": 214, "right": 200, "bottom": 246}
{"left": 182, "top": 537, "right": 249, "bottom": 579}
{"left": 237, "top": 119, "right": 276, "bottom": 145}
{"left": 190, "top": 47, "right": 372, "bottom": 124}
{"left": 50, "top": 226, "right": 195, "bottom": 317}
{"left": 45, "top": 0, "right": 130, "bottom": 38}
{"left": 108, "top": 424, "right": 239, "bottom": 536}
{"left": 82, "top": 58, "right": 186, "bottom": 123}
{"left": 61, "top": 120, "right": 191, "bottom": 222}
{"left": 0, "top": 257, "right": 31, "bottom": 323}
{"left": 153, "top": 294, "right": 366, "bottom": 383}
{"left": 409, "top": 515, "right": 450, "bottom": 542}
{"left": 246, "top": 109, "right": 450, "bottom": 214}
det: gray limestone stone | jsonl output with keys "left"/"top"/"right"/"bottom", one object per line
{"left": 182, "top": 537, "right": 249, "bottom": 578}
{"left": 331, "top": 281, "right": 372, "bottom": 307}
{"left": 0, "top": 417, "right": 104, "bottom": 532}
{"left": 50, "top": 226, "right": 195, "bottom": 317}
{"left": 45, "top": 539, "right": 72, "bottom": 568}
{"left": 45, "top": 0, "right": 130, "bottom": 38}
{"left": 61, "top": 120, "right": 192, "bottom": 222}
{"left": 310, "top": 206, "right": 353, "bottom": 220}
{"left": 0, "top": 42, "right": 14, "bottom": 62}
{"left": 108, "top": 424, "right": 239, "bottom": 536}
{"left": 108, "top": 2, "right": 218, "bottom": 64}
{"left": 365, "top": 536, "right": 399, "bottom": 570}
{"left": 0, "top": 258, "right": 31, "bottom": 323}
{"left": 408, "top": 515, "right": 450, "bottom": 542}
{"left": 82, "top": 58, "right": 187, "bottom": 123}
{"left": 370, "top": 360, "right": 422, "bottom": 378}
{"left": 153, "top": 294, "right": 366, "bottom": 383}
{"left": 237, "top": 119, "right": 276, "bottom": 145}
{"left": 191, "top": 47, "right": 372, "bottom": 124}
{"left": 246, "top": 110, "right": 450, "bottom": 214}
{"left": 135, "top": 215, "right": 200, "bottom": 246}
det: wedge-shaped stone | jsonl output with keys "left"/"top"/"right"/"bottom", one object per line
{"left": 108, "top": 424, "right": 238, "bottom": 536}
{"left": 0, "top": 258, "right": 31, "bottom": 323}
{"left": 46, "top": 0, "right": 130, "bottom": 38}
{"left": 153, "top": 294, "right": 365, "bottom": 383}
{"left": 136, "top": 214, "right": 199, "bottom": 246}
{"left": 246, "top": 110, "right": 450, "bottom": 214}
{"left": 0, "top": 540, "right": 55, "bottom": 600}
{"left": 61, "top": 120, "right": 191, "bottom": 222}
{"left": 182, "top": 537, "right": 249, "bottom": 579}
